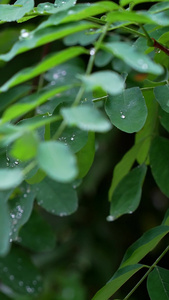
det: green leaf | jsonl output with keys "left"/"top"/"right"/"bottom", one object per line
{"left": 0, "top": 247, "right": 43, "bottom": 295}
{"left": 135, "top": 89, "right": 159, "bottom": 164}
{"left": 108, "top": 142, "right": 142, "bottom": 200}
{"left": 120, "top": 225, "right": 169, "bottom": 268}
{"left": 149, "top": 1, "right": 169, "bottom": 13}
{"left": 0, "top": 22, "right": 97, "bottom": 62}
{"left": 51, "top": 124, "right": 88, "bottom": 153}
{"left": 154, "top": 85, "right": 169, "bottom": 112}
{"left": 120, "top": 0, "right": 163, "bottom": 7}
{"left": 79, "top": 71, "right": 124, "bottom": 95}
{"left": 44, "top": 58, "right": 84, "bottom": 86}
{"left": 105, "top": 87, "right": 148, "bottom": 133}
{"left": 35, "top": 177, "right": 78, "bottom": 216}
{"left": 64, "top": 29, "right": 99, "bottom": 46}
{"left": 37, "top": 0, "right": 76, "bottom": 14}
{"left": 159, "top": 107, "right": 169, "bottom": 133}
{"left": 26, "top": 169, "right": 46, "bottom": 185}
{"left": 10, "top": 132, "right": 39, "bottom": 161}
{"left": 147, "top": 267, "right": 169, "bottom": 300}
{"left": 0, "top": 195, "right": 11, "bottom": 256}
{"left": 0, "top": 85, "right": 30, "bottom": 112}
{"left": 61, "top": 105, "right": 112, "bottom": 132}
{"left": 37, "top": 141, "right": 78, "bottom": 183}
{"left": 150, "top": 136, "right": 169, "bottom": 197}
{"left": 102, "top": 42, "right": 163, "bottom": 75}
{"left": 106, "top": 10, "right": 153, "bottom": 24}
{"left": 0, "top": 46, "right": 86, "bottom": 92}
{"left": 109, "top": 165, "right": 147, "bottom": 221}
{"left": 0, "top": 0, "right": 34, "bottom": 22}
{"left": 19, "top": 210, "right": 56, "bottom": 252}
{"left": 95, "top": 50, "right": 113, "bottom": 67}
{"left": 92, "top": 264, "right": 143, "bottom": 300}
{"left": 2, "top": 85, "right": 70, "bottom": 123}
{"left": 0, "top": 168, "right": 23, "bottom": 190}
{"left": 76, "top": 132, "right": 95, "bottom": 178}
{"left": 9, "top": 184, "right": 36, "bottom": 240}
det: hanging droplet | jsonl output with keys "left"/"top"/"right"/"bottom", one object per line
{"left": 106, "top": 215, "right": 115, "bottom": 222}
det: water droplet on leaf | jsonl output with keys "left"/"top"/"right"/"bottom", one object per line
{"left": 90, "top": 48, "right": 95, "bottom": 56}
{"left": 106, "top": 215, "right": 115, "bottom": 222}
{"left": 19, "top": 29, "right": 31, "bottom": 40}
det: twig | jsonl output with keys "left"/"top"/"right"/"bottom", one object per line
{"left": 152, "top": 38, "right": 169, "bottom": 56}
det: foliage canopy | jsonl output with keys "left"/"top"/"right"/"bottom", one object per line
{"left": 0, "top": 0, "right": 169, "bottom": 299}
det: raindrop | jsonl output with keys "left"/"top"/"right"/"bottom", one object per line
{"left": 70, "top": 137, "right": 74, "bottom": 141}
{"left": 128, "top": 210, "right": 133, "bottom": 214}
{"left": 53, "top": 73, "right": 59, "bottom": 80}
{"left": 106, "top": 215, "right": 115, "bottom": 222}
{"left": 90, "top": 48, "right": 95, "bottom": 56}
{"left": 155, "top": 48, "right": 161, "bottom": 54}
{"left": 6, "top": 163, "right": 9, "bottom": 167}
{"left": 51, "top": 81, "right": 56, "bottom": 86}
{"left": 68, "top": 10, "right": 74, "bottom": 15}
{"left": 51, "top": 209, "right": 55, "bottom": 214}
{"left": 19, "top": 29, "right": 30, "bottom": 40}
{"left": 59, "top": 212, "right": 67, "bottom": 217}
{"left": 6, "top": 157, "right": 10, "bottom": 161}
{"left": 61, "top": 70, "right": 67, "bottom": 76}
{"left": 23, "top": 193, "right": 27, "bottom": 198}
{"left": 14, "top": 161, "right": 19, "bottom": 165}
{"left": 26, "top": 286, "right": 34, "bottom": 294}
{"left": 9, "top": 275, "right": 14, "bottom": 281}
{"left": 19, "top": 281, "right": 24, "bottom": 286}
{"left": 120, "top": 111, "right": 126, "bottom": 119}
{"left": 33, "top": 280, "right": 37, "bottom": 286}
{"left": 142, "top": 63, "right": 148, "bottom": 70}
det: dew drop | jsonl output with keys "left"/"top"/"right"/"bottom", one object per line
{"left": 68, "top": 10, "right": 74, "bottom": 15}
{"left": 51, "top": 81, "right": 56, "bottom": 86}
{"left": 106, "top": 215, "right": 115, "bottom": 222}
{"left": 90, "top": 48, "right": 95, "bottom": 56}
{"left": 53, "top": 73, "right": 59, "bottom": 80}
{"left": 70, "top": 137, "right": 74, "bottom": 141}
{"left": 9, "top": 275, "right": 14, "bottom": 281}
{"left": 142, "top": 63, "right": 148, "bottom": 70}
{"left": 19, "top": 281, "right": 24, "bottom": 287}
{"left": 26, "top": 286, "right": 34, "bottom": 294}
{"left": 61, "top": 70, "right": 67, "bottom": 76}
{"left": 59, "top": 212, "right": 67, "bottom": 217}
{"left": 19, "top": 29, "right": 30, "bottom": 40}
{"left": 128, "top": 210, "right": 133, "bottom": 214}
{"left": 121, "top": 114, "right": 126, "bottom": 119}
{"left": 14, "top": 161, "right": 19, "bottom": 165}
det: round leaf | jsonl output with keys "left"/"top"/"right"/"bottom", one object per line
{"left": 105, "top": 87, "right": 147, "bottom": 133}
{"left": 0, "top": 168, "right": 23, "bottom": 190}
{"left": 35, "top": 177, "right": 78, "bottom": 216}
{"left": 37, "top": 141, "right": 78, "bottom": 183}
{"left": 61, "top": 105, "right": 112, "bottom": 132}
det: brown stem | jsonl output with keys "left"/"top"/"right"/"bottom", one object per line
{"left": 152, "top": 38, "right": 169, "bottom": 56}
